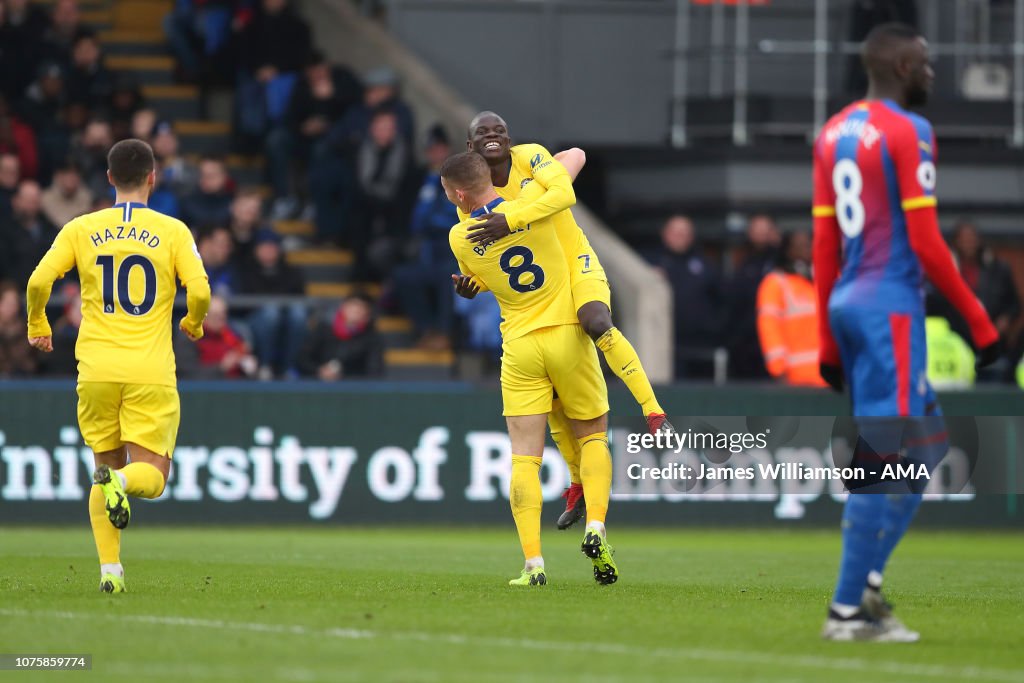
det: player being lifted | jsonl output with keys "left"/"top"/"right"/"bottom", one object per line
{"left": 813, "top": 24, "right": 1000, "bottom": 640}
{"left": 26, "top": 139, "right": 210, "bottom": 593}
{"left": 461, "top": 111, "right": 672, "bottom": 530}
{"left": 444, "top": 151, "right": 618, "bottom": 587}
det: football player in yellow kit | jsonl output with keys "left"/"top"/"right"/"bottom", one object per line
{"left": 457, "top": 111, "right": 673, "bottom": 530}
{"left": 445, "top": 151, "right": 618, "bottom": 587}
{"left": 26, "top": 139, "right": 210, "bottom": 593}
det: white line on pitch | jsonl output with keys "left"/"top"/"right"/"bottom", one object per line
{"left": 1, "top": 608, "right": 1019, "bottom": 683}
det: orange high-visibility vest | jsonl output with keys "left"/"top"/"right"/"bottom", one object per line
{"left": 756, "top": 271, "right": 826, "bottom": 387}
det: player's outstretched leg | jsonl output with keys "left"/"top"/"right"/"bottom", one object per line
{"left": 578, "top": 302, "right": 673, "bottom": 435}
{"left": 549, "top": 401, "right": 585, "bottom": 530}
{"left": 577, "top": 432, "right": 618, "bottom": 585}
{"left": 508, "top": 454, "right": 546, "bottom": 587}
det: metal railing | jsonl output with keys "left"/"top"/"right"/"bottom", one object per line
{"left": 670, "top": 0, "right": 1024, "bottom": 147}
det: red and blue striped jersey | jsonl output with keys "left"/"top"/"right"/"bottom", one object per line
{"left": 813, "top": 99, "right": 937, "bottom": 311}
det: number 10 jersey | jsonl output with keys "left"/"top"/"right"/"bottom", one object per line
{"left": 35, "top": 201, "right": 208, "bottom": 386}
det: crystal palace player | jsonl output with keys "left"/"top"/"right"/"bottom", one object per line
{"left": 26, "top": 140, "right": 210, "bottom": 593}
{"left": 813, "top": 24, "right": 1000, "bottom": 641}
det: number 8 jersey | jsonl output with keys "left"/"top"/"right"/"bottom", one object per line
{"left": 449, "top": 196, "right": 579, "bottom": 343}
{"left": 812, "top": 99, "right": 937, "bottom": 313}
{"left": 33, "top": 201, "right": 208, "bottom": 386}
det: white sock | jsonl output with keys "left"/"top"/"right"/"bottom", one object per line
{"left": 524, "top": 556, "right": 544, "bottom": 571}
{"left": 586, "top": 521, "right": 606, "bottom": 537}
{"left": 116, "top": 470, "right": 127, "bottom": 488}
{"left": 830, "top": 603, "right": 860, "bottom": 619}
{"left": 100, "top": 563, "right": 124, "bottom": 578}
{"left": 867, "top": 571, "right": 883, "bottom": 589}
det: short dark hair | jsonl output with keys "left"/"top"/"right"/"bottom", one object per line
{"left": 107, "top": 139, "right": 154, "bottom": 189}
{"left": 439, "top": 152, "right": 490, "bottom": 193}
{"left": 861, "top": 22, "right": 921, "bottom": 74}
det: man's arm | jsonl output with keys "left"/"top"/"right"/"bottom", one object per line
{"left": 175, "top": 226, "right": 211, "bottom": 341}
{"left": 811, "top": 145, "right": 845, "bottom": 392}
{"left": 449, "top": 231, "right": 488, "bottom": 298}
{"left": 466, "top": 145, "right": 578, "bottom": 244}
{"left": 894, "top": 121, "right": 999, "bottom": 360}
{"left": 26, "top": 227, "right": 77, "bottom": 352}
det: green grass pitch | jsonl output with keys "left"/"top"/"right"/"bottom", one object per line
{"left": 0, "top": 527, "right": 1021, "bottom": 682}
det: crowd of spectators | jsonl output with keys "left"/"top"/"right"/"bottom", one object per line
{"left": 648, "top": 213, "right": 1024, "bottom": 385}
{"left": 0, "top": 0, "right": 502, "bottom": 381}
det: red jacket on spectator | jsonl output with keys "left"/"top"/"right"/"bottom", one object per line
{"left": 0, "top": 113, "right": 38, "bottom": 179}
{"left": 196, "top": 324, "right": 248, "bottom": 378}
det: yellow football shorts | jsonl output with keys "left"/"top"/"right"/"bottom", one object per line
{"left": 76, "top": 382, "right": 181, "bottom": 457}
{"left": 556, "top": 223, "right": 611, "bottom": 311}
{"left": 501, "top": 324, "right": 609, "bottom": 420}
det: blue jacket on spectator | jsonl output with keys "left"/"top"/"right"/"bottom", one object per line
{"left": 410, "top": 172, "right": 458, "bottom": 266}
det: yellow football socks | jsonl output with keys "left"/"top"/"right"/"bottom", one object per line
{"left": 510, "top": 455, "right": 543, "bottom": 560}
{"left": 595, "top": 327, "right": 664, "bottom": 417}
{"left": 119, "top": 462, "right": 165, "bottom": 499}
{"left": 89, "top": 485, "right": 121, "bottom": 564}
{"left": 548, "top": 401, "right": 582, "bottom": 485}
{"left": 578, "top": 433, "right": 612, "bottom": 525}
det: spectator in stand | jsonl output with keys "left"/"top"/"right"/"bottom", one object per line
{"left": 951, "top": 220, "right": 1021, "bottom": 341}
{"left": 69, "top": 118, "right": 113, "bottom": 197}
{"left": 108, "top": 79, "right": 145, "bottom": 141}
{"left": 755, "top": 231, "right": 826, "bottom": 387}
{"left": 454, "top": 290, "right": 502, "bottom": 364}
{"left": 328, "top": 67, "right": 414, "bottom": 151}
{"left": 147, "top": 159, "right": 181, "bottom": 218}
{"left": 393, "top": 125, "right": 458, "bottom": 350}
{"left": 41, "top": 160, "right": 92, "bottom": 227}
{"left": 1, "top": 0, "right": 49, "bottom": 98}
{"left": 646, "top": 215, "right": 723, "bottom": 379}
{"left": 228, "top": 188, "right": 270, "bottom": 265}
{"left": 299, "top": 293, "right": 382, "bottom": 380}
{"left": 43, "top": 0, "right": 82, "bottom": 66}
{"left": 240, "top": 229, "right": 307, "bottom": 379}
{"left": 234, "top": 0, "right": 310, "bottom": 150}
{"left": 132, "top": 108, "right": 158, "bottom": 141}
{"left": 151, "top": 120, "right": 198, "bottom": 196}
{"left": 65, "top": 30, "right": 113, "bottom": 110}
{"left": 195, "top": 294, "right": 258, "bottom": 379}
{"left": 180, "top": 156, "right": 233, "bottom": 230}
{"left": 725, "top": 213, "right": 780, "bottom": 379}
{"left": 197, "top": 226, "right": 238, "bottom": 296}
{"left": 40, "top": 283, "right": 81, "bottom": 376}
{"left": 0, "top": 152, "right": 19, "bottom": 218}
{"left": 2, "top": 179, "right": 57, "bottom": 287}
{"left": 163, "top": 0, "right": 240, "bottom": 84}
{"left": 0, "top": 95, "right": 38, "bottom": 180}
{"left": 350, "top": 108, "right": 415, "bottom": 281}
{"left": 927, "top": 220, "right": 1022, "bottom": 381}
{"left": 0, "top": 281, "right": 36, "bottom": 377}
{"left": 266, "top": 49, "right": 362, "bottom": 219}
{"left": 314, "top": 67, "right": 414, "bottom": 245}
{"left": 19, "top": 62, "right": 70, "bottom": 182}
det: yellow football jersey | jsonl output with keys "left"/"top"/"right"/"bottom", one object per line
{"left": 450, "top": 197, "right": 577, "bottom": 342}
{"left": 30, "top": 201, "right": 207, "bottom": 386}
{"left": 457, "top": 143, "right": 605, "bottom": 280}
